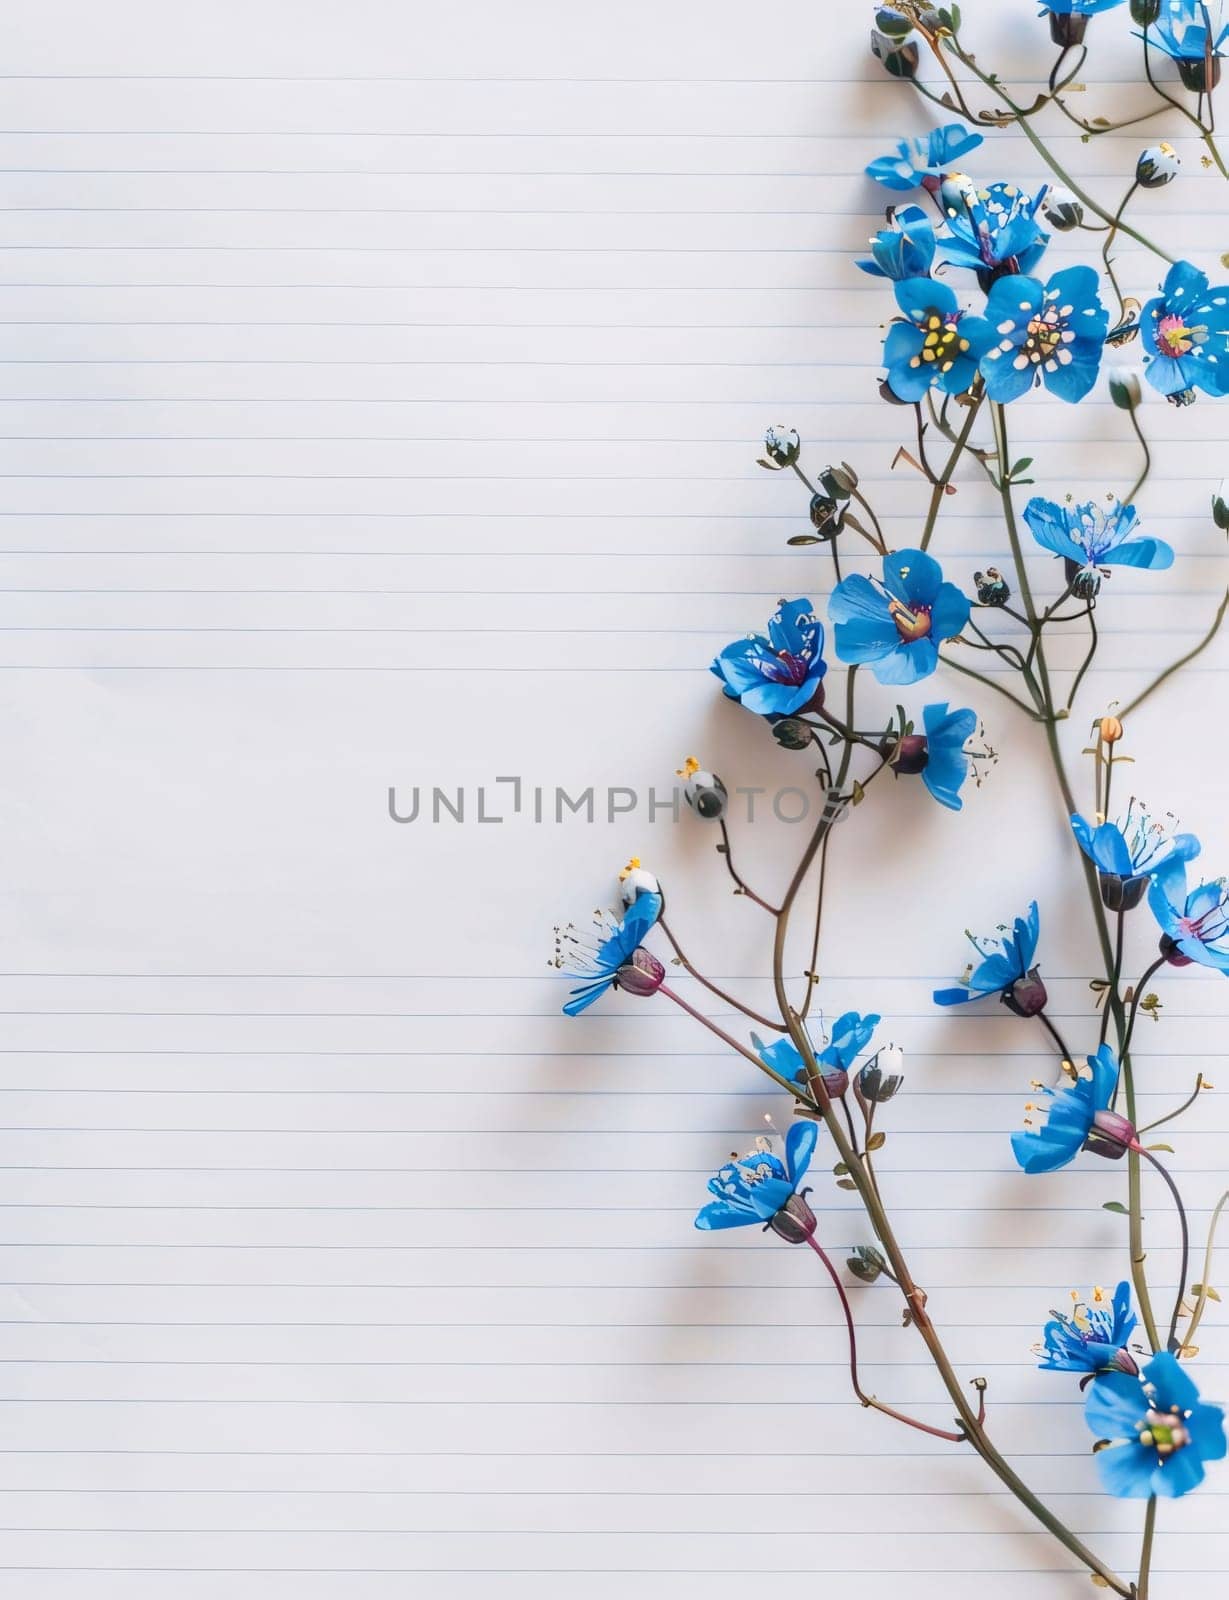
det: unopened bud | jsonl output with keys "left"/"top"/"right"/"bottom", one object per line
{"left": 874, "top": 5, "right": 913, "bottom": 37}
{"left": 1130, "top": 0, "right": 1162, "bottom": 23}
{"left": 1137, "top": 143, "right": 1180, "bottom": 189}
{"left": 1108, "top": 370, "right": 1142, "bottom": 411}
{"left": 808, "top": 493, "right": 843, "bottom": 538}
{"left": 1213, "top": 482, "right": 1229, "bottom": 531}
{"left": 618, "top": 858, "right": 660, "bottom": 907}
{"left": 1043, "top": 191, "right": 1084, "bottom": 232}
{"left": 975, "top": 567, "right": 1011, "bottom": 607}
{"left": 677, "top": 758, "right": 728, "bottom": 821}
{"left": 819, "top": 462, "right": 858, "bottom": 499}
{"left": 763, "top": 426, "right": 800, "bottom": 467}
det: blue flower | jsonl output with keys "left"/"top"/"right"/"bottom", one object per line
{"left": 1149, "top": 863, "right": 1229, "bottom": 973}
{"left": 865, "top": 123, "right": 985, "bottom": 192}
{"left": 934, "top": 901, "right": 1042, "bottom": 1009}
{"left": 857, "top": 205, "right": 937, "bottom": 280}
{"left": 711, "top": 598, "right": 827, "bottom": 717}
{"left": 940, "top": 177, "right": 1051, "bottom": 286}
{"left": 964, "top": 267, "right": 1108, "bottom": 404}
{"left": 1024, "top": 497, "right": 1174, "bottom": 592}
{"left": 1042, "top": 0, "right": 1126, "bottom": 12}
{"left": 919, "top": 702, "right": 979, "bottom": 811}
{"left": 1138, "top": 1, "right": 1229, "bottom": 87}
{"left": 554, "top": 890, "right": 663, "bottom": 1016}
{"left": 695, "top": 1121, "right": 820, "bottom": 1241}
{"left": 1040, "top": 1282, "right": 1138, "bottom": 1374}
{"left": 1072, "top": 800, "right": 1201, "bottom": 898}
{"left": 829, "top": 548, "right": 971, "bottom": 686}
{"left": 757, "top": 1012, "right": 881, "bottom": 1089}
{"left": 1085, "top": 1352, "right": 1226, "bottom": 1499}
{"left": 1141, "top": 260, "right": 1229, "bottom": 399}
{"left": 1010, "top": 1045, "right": 1123, "bottom": 1175}
{"left": 882, "top": 278, "right": 989, "bottom": 402}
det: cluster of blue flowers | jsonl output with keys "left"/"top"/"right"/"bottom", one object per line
{"left": 862, "top": 123, "right": 1229, "bottom": 406}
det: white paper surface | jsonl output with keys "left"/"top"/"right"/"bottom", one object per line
{"left": 0, "top": 1, "right": 1226, "bottom": 1595}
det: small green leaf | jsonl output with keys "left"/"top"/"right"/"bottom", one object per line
{"left": 1192, "top": 1284, "right": 1222, "bottom": 1303}
{"left": 833, "top": 1161, "right": 849, "bottom": 1177}
{"left": 787, "top": 534, "right": 824, "bottom": 546}
{"left": 1102, "top": 1201, "right": 1129, "bottom": 1215}
{"left": 866, "top": 1131, "right": 887, "bottom": 1152}
{"left": 836, "top": 1178, "right": 859, "bottom": 1192}
{"left": 1146, "top": 1142, "right": 1174, "bottom": 1154}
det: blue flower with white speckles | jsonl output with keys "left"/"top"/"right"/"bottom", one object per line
{"left": 940, "top": 176, "right": 1051, "bottom": 288}
{"left": 1141, "top": 260, "right": 1229, "bottom": 400}
{"left": 963, "top": 266, "right": 1109, "bottom": 404}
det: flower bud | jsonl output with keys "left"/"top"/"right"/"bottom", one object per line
{"left": 616, "top": 947, "right": 665, "bottom": 998}
{"left": 1130, "top": 0, "right": 1162, "bottom": 23}
{"left": 858, "top": 1048, "right": 904, "bottom": 1104}
{"left": 1108, "top": 369, "right": 1142, "bottom": 411}
{"left": 870, "top": 28, "right": 920, "bottom": 77}
{"left": 808, "top": 493, "right": 843, "bottom": 538}
{"left": 1043, "top": 190, "right": 1084, "bottom": 232}
{"left": 1099, "top": 871, "right": 1147, "bottom": 913}
{"left": 618, "top": 858, "right": 659, "bottom": 907}
{"left": 1099, "top": 715, "right": 1124, "bottom": 744}
{"left": 767, "top": 1191, "right": 818, "bottom": 1244}
{"left": 819, "top": 462, "right": 858, "bottom": 499}
{"left": 677, "top": 758, "right": 728, "bottom": 821}
{"left": 1213, "top": 481, "right": 1229, "bottom": 531}
{"left": 1136, "top": 142, "right": 1180, "bottom": 189}
{"left": 762, "top": 425, "right": 800, "bottom": 467}
{"left": 1002, "top": 966, "right": 1048, "bottom": 1019}
{"left": 771, "top": 717, "right": 814, "bottom": 752}
{"left": 974, "top": 567, "right": 1011, "bottom": 607}
{"left": 1084, "top": 1107, "right": 1137, "bottom": 1160}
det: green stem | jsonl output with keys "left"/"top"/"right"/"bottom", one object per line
{"left": 1185, "top": 1189, "right": 1229, "bottom": 1351}
{"left": 919, "top": 390, "right": 984, "bottom": 551}
{"left": 1137, "top": 1497, "right": 1157, "bottom": 1600}
{"left": 1125, "top": 405, "right": 1152, "bottom": 506}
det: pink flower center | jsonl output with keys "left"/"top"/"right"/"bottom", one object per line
{"left": 1158, "top": 313, "right": 1194, "bottom": 356}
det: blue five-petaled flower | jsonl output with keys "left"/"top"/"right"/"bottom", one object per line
{"left": 694, "top": 1121, "right": 818, "bottom": 1232}
{"left": 882, "top": 278, "right": 988, "bottom": 401}
{"left": 865, "top": 123, "right": 985, "bottom": 192}
{"left": 1024, "top": 497, "right": 1174, "bottom": 589}
{"left": 1149, "top": 863, "right": 1229, "bottom": 973}
{"left": 1071, "top": 800, "right": 1200, "bottom": 890}
{"left": 934, "top": 902, "right": 1041, "bottom": 1009}
{"left": 1086, "top": 1352, "right": 1227, "bottom": 1499}
{"left": 829, "top": 548, "right": 971, "bottom": 686}
{"left": 857, "top": 205, "right": 937, "bottom": 281}
{"left": 711, "top": 598, "right": 828, "bottom": 717}
{"left": 555, "top": 890, "right": 663, "bottom": 1016}
{"left": 964, "top": 266, "right": 1109, "bottom": 404}
{"left": 1039, "top": 1282, "right": 1138, "bottom": 1374}
{"left": 1011, "top": 1045, "right": 1121, "bottom": 1175}
{"left": 756, "top": 1012, "right": 881, "bottom": 1087}
{"left": 1141, "top": 260, "right": 1229, "bottom": 399}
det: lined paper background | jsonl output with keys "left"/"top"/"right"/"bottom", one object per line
{"left": 0, "top": 1, "right": 1226, "bottom": 1594}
